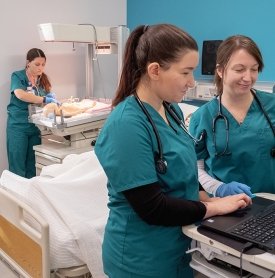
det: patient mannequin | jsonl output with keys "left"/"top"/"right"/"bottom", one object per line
{"left": 43, "top": 99, "right": 96, "bottom": 117}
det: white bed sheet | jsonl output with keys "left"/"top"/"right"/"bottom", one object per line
{"left": 0, "top": 150, "right": 108, "bottom": 278}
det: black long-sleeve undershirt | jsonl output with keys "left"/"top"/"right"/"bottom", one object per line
{"left": 123, "top": 182, "right": 207, "bottom": 226}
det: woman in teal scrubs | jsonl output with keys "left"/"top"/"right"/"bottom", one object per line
{"left": 7, "top": 48, "right": 58, "bottom": 178}
{"left": 189, "top": 35, "right": 275, "bottom": 197}
{"left": 95, "top": 25, "right": 251, "bottom": 278}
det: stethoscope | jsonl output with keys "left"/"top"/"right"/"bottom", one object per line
{"left": 33, "top": 75, "right": 42, "bottom": 96}
{"left": 135, "top": 94, "right": 202, "bottom": 174}
{"left": 213, "top": 89, "right": 275, "bottom": 157}
{"left": 27, "top": 73, "right": 42, "bottom": 96}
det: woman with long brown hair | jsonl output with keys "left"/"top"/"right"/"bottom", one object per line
{"left": 189, "top": 35, "right": 275, "bottom": 197}
{"left": 7, "top": 48, "right": 58, "bottom": 178}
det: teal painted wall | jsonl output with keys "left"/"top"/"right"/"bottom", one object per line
{"left": 127, "top": 0, "right": 275, "bottom": 81}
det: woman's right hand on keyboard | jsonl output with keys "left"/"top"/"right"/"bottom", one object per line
{"left": 202, "top": 194, "right": 252, "bottom": 219}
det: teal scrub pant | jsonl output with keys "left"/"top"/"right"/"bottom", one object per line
{"left": 103, "top": 257, "right": 194, "bottom": 278}
{"left": 7, "top": 123, "right": 41, "bottom": 178}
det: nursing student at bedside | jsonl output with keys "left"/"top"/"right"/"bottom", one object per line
{"left": 7, "top": 48, "right": 58, "bottom": 178}
{"left": 95, "top": 24, "right": 251, "bottom": 278}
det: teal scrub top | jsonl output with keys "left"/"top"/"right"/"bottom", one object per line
{"left": 7, "top": 69, "right": 47, "bottom": 125}
{"left": 95, "top": 96, "right": 199, "bottom": 276}
{"left": 189, "top": 90, "right": 275, "bottom": 193}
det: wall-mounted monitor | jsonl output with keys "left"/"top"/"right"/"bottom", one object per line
{"left": 201, "top": 40, "right": 223, "bottom": 75}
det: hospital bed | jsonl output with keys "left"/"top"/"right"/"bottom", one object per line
{"left": 0, "top": 185, "right": 91, "bottom": 278}
{"left": 0, "top": 151, "right": 108, "bottom": 278}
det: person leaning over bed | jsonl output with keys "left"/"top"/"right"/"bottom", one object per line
{"left": 94, "top": 24, "right": 251, "bottom": 278}
{"left": 7, "top": 48, "right": 58, "bottom": 179}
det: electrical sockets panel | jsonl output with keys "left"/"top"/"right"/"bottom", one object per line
{"left": 184, "top": 82, "right": 274, "bottom": 102}
{"left": 185, "top": 83, "right": 216, "bottom": 101}
{"left": 196, "top": 83, "right": 217, "bottom": 100}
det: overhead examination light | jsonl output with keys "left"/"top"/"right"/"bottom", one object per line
{"left": 38, "top": 23, "right": 111, "bottom": 43}
{"left": 38, "top": 23, "right": 130, "bottom": 98}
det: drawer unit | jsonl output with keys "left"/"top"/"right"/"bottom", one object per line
{"left": 34, "top": 142, "right": 92, "bottom": 176}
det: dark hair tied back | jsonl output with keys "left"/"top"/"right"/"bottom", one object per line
{"left": 112, "top": 24, "right": 198, "bottom": 107}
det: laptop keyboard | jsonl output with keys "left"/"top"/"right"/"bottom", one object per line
{"left": 230, "top": 204, "right": 275, "bottom": 245}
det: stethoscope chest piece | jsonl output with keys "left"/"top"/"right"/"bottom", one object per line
{"left": 271, "top": 148, "right": 275, "bottom": 158}
{"left": 155, "top": 158, "right": 167, "bottom": 174}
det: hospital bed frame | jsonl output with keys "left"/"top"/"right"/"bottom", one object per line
{"left": 0, "top": 187, "right": 91, "bottom": 278}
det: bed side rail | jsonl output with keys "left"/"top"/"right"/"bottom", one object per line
{"left": 0, "top": 187, "right": 50, "bottom": 278}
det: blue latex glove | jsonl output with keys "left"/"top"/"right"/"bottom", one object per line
{"left": 46, "top": 92, "right": 56, "bottom": 99}
{"left": 45, "top": 96, "right": 58, "bottom": 104}
{"left": 215, "top": 181, "right": 253, "bottom": 197}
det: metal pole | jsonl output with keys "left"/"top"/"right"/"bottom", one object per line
{"left": 86, "top": 44, "right": 94, "bottom": 98}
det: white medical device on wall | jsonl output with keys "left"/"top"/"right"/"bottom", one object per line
{"left": 38, "top": 23, "right": 129, "bottom": 98}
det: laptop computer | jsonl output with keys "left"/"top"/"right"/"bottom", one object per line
{"left": 200, "top": 196, "right": 275, "bottom": 254}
